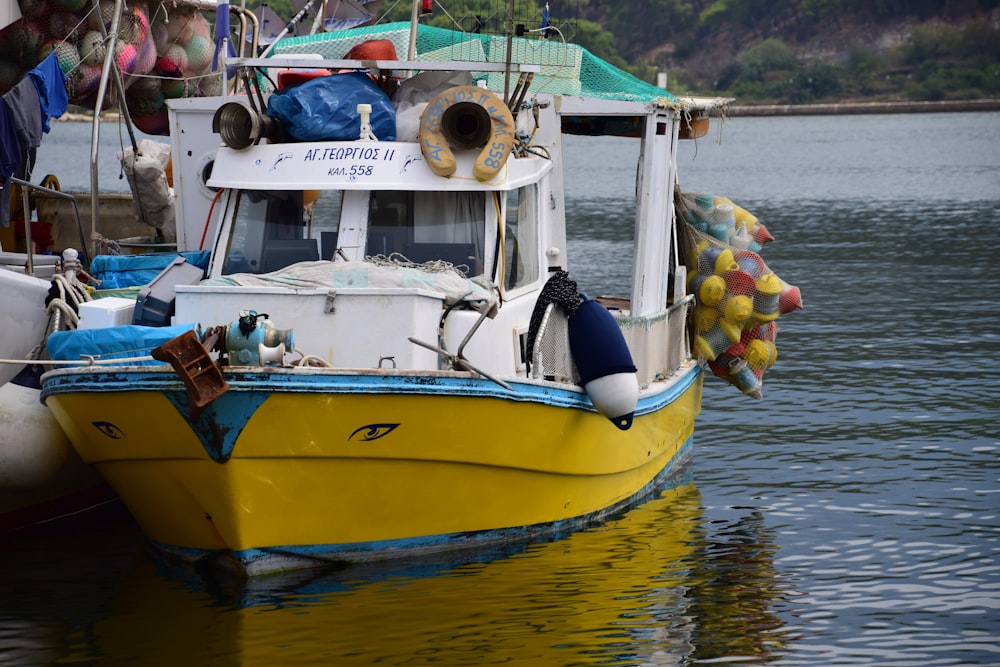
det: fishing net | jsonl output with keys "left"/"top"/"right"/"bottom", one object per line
{"left": 201, "top": 258, "right": 495, "bottom": 310}
{"left": 272, "top": 22, "right": 681, "bottom": 106}
{"left": 677, "top": 190, "right": 802, "bottom": 399}
{"left": 525, "top": 270, "right": 581, "bottom": 379}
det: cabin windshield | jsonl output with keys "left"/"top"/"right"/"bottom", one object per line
{"left": 221, "top": 189, "right": 341, "bottom": 275}
{"left": 366, "top": 190, "right": 487, "bottom": 277}
{"left": 219, "top": 188, "right": 492, "bottom": 279}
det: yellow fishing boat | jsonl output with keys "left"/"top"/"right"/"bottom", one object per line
{"left": 38, "top": 15, "right": 797, "bottom": 575}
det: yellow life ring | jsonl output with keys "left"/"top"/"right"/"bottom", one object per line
{"left": 419, "top": 85, "right": 514, "bottom": 182}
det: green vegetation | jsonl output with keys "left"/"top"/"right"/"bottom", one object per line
{"left": 587, "top": 0, "right": 1000, "bottom": 103}
{"left": 715, "top": 19, "right": 1000, "bottom": 103}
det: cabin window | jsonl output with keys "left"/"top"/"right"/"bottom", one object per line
{"left": 366, "top": 190, "right": 486, "bottom": 276}
{"left": 366, "top": 190, "right": 408, "bottom": 257}
{"left": 311, "top": 190, "right": 343, "bottom": 260}
{"left": 504, "top": 185, "right": 539, "bottom": 290}
{"left": 222, "top": 190, "right": 317, "bottom": 274}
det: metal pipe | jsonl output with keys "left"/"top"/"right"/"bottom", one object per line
{"left": 233, "top": 5, "right": 259, "bottom": 57}
{"left": 511, "top": 72, "right": 533, "bottom": 113}
{"left": 93, "top": 1, "right": 138, "bottom": 155}
{"left": 89, "top": 0, "right": 125, "bottom": 260}
{"left": 407, "top": 0, "right": 419, "bottom": 60}
{"left": 259, "top": 0, "right": 321, "bottom": 58}
{"left": 503, "top": 0, "right": 513, "bottom": 103}
{"left": 241, "top": 6, "right": 260, "bottom": 56}
{"left": 11, "top": 178, "right": 89, "bottom": 267}
{"left": 21, "top": 186, "right": 33, "bottom": 275}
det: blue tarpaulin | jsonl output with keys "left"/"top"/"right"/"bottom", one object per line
{"left": 89, "top": 251, "right": 210, "bottom": 289}
{"left": 266, "top": 72, "right": 396, "bottom": 142}
{"left": 47, "top": 323, "right": 196, "bottom": 366}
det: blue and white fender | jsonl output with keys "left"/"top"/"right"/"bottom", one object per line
{"left": 568, "top": 298, "right": 639, "bottom": 430}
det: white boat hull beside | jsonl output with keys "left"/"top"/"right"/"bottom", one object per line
{"left": 0, "top": 267, "right": 112, "bottom": 531}
{"left": 0, "top": 381, "right": 71, "bottom": 488}
{"left": 0, "top": 268, "right": 50, "bottom": 385}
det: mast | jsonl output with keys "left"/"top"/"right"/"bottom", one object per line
{"left": 503, "top": 0, "right": 513, "bottom": 102}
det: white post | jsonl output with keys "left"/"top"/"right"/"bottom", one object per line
{"left": 630, "top": 110, "right": 678, "bottom": 316}
{"left": 407, "top": 0, "right": 419, "bottom": 60}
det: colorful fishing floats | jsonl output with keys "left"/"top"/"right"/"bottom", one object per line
{"left": 1, "top": 0, "right": 232, "bottom": 133}
{"left": 681, "top": 192, "right": 802, "bottom": 399}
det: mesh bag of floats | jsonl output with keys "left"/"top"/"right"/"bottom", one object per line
{"left": 677, "top": 190, "right": 802, "bottom": 399}
{"left": 0, "top": 0, "right": 225, "bottom": 134}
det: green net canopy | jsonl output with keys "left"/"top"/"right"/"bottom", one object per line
{"left": 271, "top": 22, "right": 680, "bottom": 106}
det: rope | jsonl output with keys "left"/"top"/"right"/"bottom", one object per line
{"left": 90, "top": 232, "right": 122, "bottom": 256}
{"left": 492, "top": 191, "right": 504, "bottom": 289}
{"left": 46, "top": 298, "right": 80, "bottom": 330}
{"left": 525, "top": 270, "right": 581, "bottom": 373}
{"left": 0, "top": 356, "right": 159, "bottom": 367}
{"left": 295, "top": 354, "right": 333, "bottom": 368}
{"left": 365, "top": 252, "right": 470, "bottom": 277}
{"left": 7, "top": 272, "right": 154, "bottom": 368}
{"left": 11, "top": 271, "right": 99, "bottom": 372}
{"left": 200, "top": 187, "right": 226, "bottom": 250}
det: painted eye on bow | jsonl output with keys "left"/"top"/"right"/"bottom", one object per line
{"left": 92, "top": 421, "right": 126, "bottom": 439}
{"left": 348, "top": 423, "right": 400, "bottom": 442}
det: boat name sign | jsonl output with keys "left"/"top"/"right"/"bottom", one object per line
{"left": 208, "top": 140, "right": 509, "bottom": 192}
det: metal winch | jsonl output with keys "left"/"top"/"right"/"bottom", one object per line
{"left": 225, "top": 310, "right": 295, "bottom": 366}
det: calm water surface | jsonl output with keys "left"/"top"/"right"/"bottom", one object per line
{"left": 3, "top": 112, "right": 998, "bottom": 665}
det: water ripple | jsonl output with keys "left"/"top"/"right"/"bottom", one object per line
{"left": 2, "top": 112, "right": 995, "bottom": 667}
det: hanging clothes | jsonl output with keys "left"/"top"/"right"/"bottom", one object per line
{"left": 0, "top": 100, "right": 20, "bottom": 183}
{"left": 0, "top": 59, "right": 49, "bottom": 228}
{"left": 4, "top": 77, "right": 43, "bottom": 152}
{"left": 26, "top": 52, "right": 68, "bottom": 133}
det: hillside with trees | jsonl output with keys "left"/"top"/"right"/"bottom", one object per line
{"left": 583, "top": 0, "right": 1000, "bottom": 104}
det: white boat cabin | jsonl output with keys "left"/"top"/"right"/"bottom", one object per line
{"left": 172, "top": 67, "right": 706, "bottom": 390}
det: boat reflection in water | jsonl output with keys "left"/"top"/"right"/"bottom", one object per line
{"left": 79, "top": 479, "right": 790, "bottom": 664}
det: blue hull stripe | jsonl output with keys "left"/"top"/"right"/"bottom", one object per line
{"left": 43, "top": 364, "right": 701, "bottom": 417}
{"left": 44, "top": 364, "right": 701, "bottom": 465}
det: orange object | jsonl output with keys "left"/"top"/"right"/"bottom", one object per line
{"left": 276, "top": 69, "right": 332, "bottom": 89}
{"left": 678, "top": 114, "right": 710, "bottom": 140}
{"left": 345, "top": 39, "right": 397, "bottom": 61}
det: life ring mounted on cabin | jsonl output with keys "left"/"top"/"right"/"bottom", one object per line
{"left": 418, "top": 85, "right": 515, "bottom": 182}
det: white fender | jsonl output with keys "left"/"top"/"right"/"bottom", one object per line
{"left": 584, "top": 372, "right": 640, "bottom": 430}
{"left": 418, "top": 85, "right": 514, "bottom": 182}
{"left": 0, "top": 383, "right": 72, "bottom": 490}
